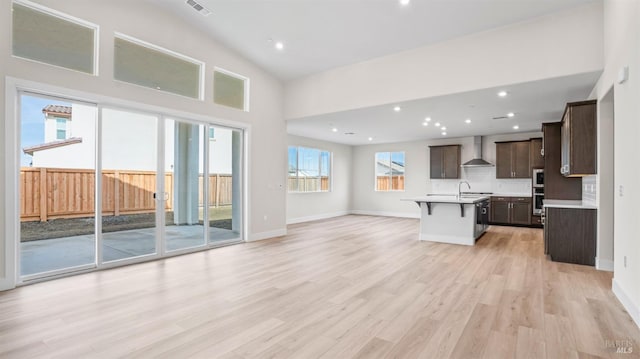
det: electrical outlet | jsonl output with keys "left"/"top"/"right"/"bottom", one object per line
{"left": 263, "top": 215, "right": 268, "bottom": 221}
{"left": 619, "top": 185, "right": 624, "bottom": 197}
{"left": 624, "top": 256, "right": 627, "bottom": 268}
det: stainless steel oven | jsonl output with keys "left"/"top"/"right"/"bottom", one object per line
{"left": 533, "top": 188, "right": 544, "bottom": 215}
{"left": 533, "top": 169, "right": 544, "bottom": 188}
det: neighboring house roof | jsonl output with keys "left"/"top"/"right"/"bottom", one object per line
{"left": 42, "top": 105, "right": 72, "bottom": 117}
{"left": 376, "top": 159, "right": 405, "bottom": 175}
{"left": 23, "top": 137, "right": 82, "bottom": 155}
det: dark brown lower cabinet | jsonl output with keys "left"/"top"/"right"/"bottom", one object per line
{"left": 544, "top": 207, "right": 596, "bottom": 266}
{"left": 531, "top": 215, "right": 543, "bottom": 227}
{"left": 490, "top": 196, "right": 532, "bottom": 225}
{"left": 490, "top": 199, "right": 510, "bottom": 224}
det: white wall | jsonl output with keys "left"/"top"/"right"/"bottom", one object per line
{"left": 1, "top": 0, "right": 286, "bottom": 287}
{"left": 286, "top": 135, "right": 352, "bottom": 223}
{"left": 592, "top": 0, "right": 640, "bottom": 327}
{"left": 350, "top": 132, "right": 541, "bottom": 218}
{"left": 284, "top": 2, "right": 603, "bottom": 119}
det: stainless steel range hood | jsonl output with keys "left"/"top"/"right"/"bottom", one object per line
{"left": 461, "top": 136, "right": 494, "bottom": 167}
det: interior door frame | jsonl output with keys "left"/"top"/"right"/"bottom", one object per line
{"left": 4, "top": 77, "right": 250, "bottom": 288}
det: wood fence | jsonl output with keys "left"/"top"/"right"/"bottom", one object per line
{"left": 288, "top": 177, "right": 330, "bottom": 192}
{"left": 375, "top": 176, "right": 405, "bottom": 191}
{"left": 20, "top": 167, "right": 232, "bottom": 222}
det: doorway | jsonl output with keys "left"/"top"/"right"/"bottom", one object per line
{"left": 597, "top": 88, "right": 615, "bottom": 271}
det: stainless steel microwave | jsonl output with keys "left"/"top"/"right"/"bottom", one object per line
{"left": 533, "top": 169, "right": 544, "bottom": 187}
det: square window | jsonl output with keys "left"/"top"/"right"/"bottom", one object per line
{"left": 214, "top": 69, "right": 248, "bottom": 111}
{"left": 288, "top": 146, "right": 331, "bottom": 192}
{"left": 375, "top": 152, "right": 405, "bottom": 191}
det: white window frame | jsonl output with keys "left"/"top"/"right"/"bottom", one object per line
{"left": 288, "top": 146, "right": 332, "bottom": 193}
{"left": 55, "top": 117, "right": 68, "bottom": 139}
{"left": 213, "top": 67, "right": 250, "bottom": 112}
{"left": 113, "top": 32, "right": 206, "bottom": 101}
{"left": 3, "top": 77, "right": 250, "bottom": 290}
{"left": 12, "top": 0, "right": 100, "bottom": 76}
{"left": 374, "top": 151, "right": 405, "bottom": 192}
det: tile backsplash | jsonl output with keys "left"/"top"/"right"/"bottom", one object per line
{"left": 429, "top": 166, "right": 532, "bottom": 196}
{"left": 582, "top": 175, "right": 597, "bottom": 205}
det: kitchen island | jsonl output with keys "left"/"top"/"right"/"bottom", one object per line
{"left": 405, "top": 195, "right": 490, "bottom": 245}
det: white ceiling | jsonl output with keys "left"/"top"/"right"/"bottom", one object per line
{"left": 151, "top": 0, "right": 601, "bottom": 146}
{"left": 152, "top": 0, "right": 597, "bottom": 81}
{"left": 286, "top": 72, "right": 601, "bottom": 145}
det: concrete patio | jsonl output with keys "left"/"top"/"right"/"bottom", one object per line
{"left": 20, "top": 225, "right": 241, "bottom": 276}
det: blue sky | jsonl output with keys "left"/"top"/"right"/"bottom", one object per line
{"left": 21, "top": 95, "right": 70, "bottom": 166}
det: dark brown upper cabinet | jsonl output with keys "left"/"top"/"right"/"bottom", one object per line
{"left": 530, "top": 138, "right": 543, "bottom": 169}
{"left": 561, "top": 100, "right": 597, "bottom": 177}
{"left": 543, "top": 122, "right": 581, "bottom": 200}
{"left": 429, "top": 145, "right": 461, "bottom": 179}
{"left": 495, "top": 141, "right": 531, "bottom": 178}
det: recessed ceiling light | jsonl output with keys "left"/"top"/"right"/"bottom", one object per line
{"left": 275, "top": 41, "right": 284, "bottom": 50}
{"left": 393, "top": 106, "right": 401, "bottom": 112}
{"left": 513, "top": 125, "right": 519, "bottom": 130}
{"left": 368, "top": 137, "right": 373, "bottom": 141}
{"left": 507, "top": 112, "right": 515, "bottom": 118}
{"left": 331, "top": 127, "right": 338, "bottom": 132}
{"left": 441, "top": 126, "right": 447, "bottom": 131}
{"left": 435, "top": 122, "right": 441, "bottom": 127}
{"left": 399, "top": 0, "right": 410, "bottom": 6}
{"left": 425, "top": 117, "right": 431, "bottom": 122}
{"left": 465, "top": 118, "right": 471, "bottom": 124}
{"left": 441, "top": 132, "right": 447, "bottom": 136}
{"left": 498, "top": 91, "right": 508, "bottom": 97}
{"left": 422, "top": 122, "right": 429, "bottom": 126}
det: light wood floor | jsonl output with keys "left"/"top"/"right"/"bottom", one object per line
{"left": 0, "top": 215, "right": 638, "bottom": 358}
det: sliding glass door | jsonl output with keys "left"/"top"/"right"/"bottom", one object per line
{"left": 101, "top": 108, "right": 159, "bottom": 263}
{"left": 207, "top": 126, "right": 243, "bottom": 244}
{"left": 17, "top": 91, "right": 245, "bottom": 282}
{"left": 19, "top": 93, "right": 98, "bottom": 278}
{"left": 164, "top": 118, "right": 207, "bottom": 252}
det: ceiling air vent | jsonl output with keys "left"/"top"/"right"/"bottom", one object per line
{"left": 186, "top": 0, "right": 212, "bottom": 16}
{"left": 492, "top": 116, "right": 509, "bottom": 120}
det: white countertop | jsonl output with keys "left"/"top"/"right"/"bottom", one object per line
{"left": 405, "top": 195, "right": 490, "bottom": 204}
{"left": 491, "top": 193, "right": 532, "bottom": 197}
{"left": 543, "top": 199, "right": 597, "bottom": 209}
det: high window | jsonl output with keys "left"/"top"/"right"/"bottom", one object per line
{"left": 288, "top": 146, "right": 331, "bottom": 192}
{"left": 375, "top": 152, "right": 405, "bottom": 191}
{"left": 213, "top": 69, "right": 249, "bottom": 111}
{"left": 12, "top": 1, "right": 97, "bottom": 74}
{"left": 113, "top": 34, "right": 204, "bottom": 99}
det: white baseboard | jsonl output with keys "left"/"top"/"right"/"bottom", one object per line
{"left": 286, "top": 211, "right": 350, "bottom": 225}
{"left": 0, "top": 277, "right": 15, "bottom": 292}
{"left": 247, "top": 228, "right": 287, "bottom": 242}
{"left": 596, "top": 257, "right": 614, "bottom": 272}
{"left": 349, "top": 210, "right": 420, "bottom": 219}
{"left": 612, "top": 278, "right": 640, "bottom": 329}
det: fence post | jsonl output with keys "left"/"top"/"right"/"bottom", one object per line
{"left": 39, "top": 168, "right": 48, "bottom": 222}
{"left": 114, "top": 171, "right": 120, "bottom": 216}
{"left": 215, "top": 173, "right": 220, "bottom": 208}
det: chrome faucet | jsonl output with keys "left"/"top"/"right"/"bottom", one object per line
{"left": 458, "top": 181, "right": 471, "bottom": 198}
